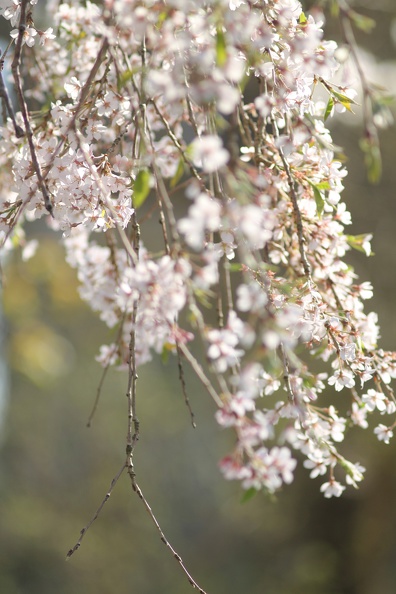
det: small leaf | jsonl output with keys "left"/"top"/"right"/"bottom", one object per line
{"left": 161, "top": 342, "right": 176, "bottom": 364}
{"left": 346, "top": 234, "right": 373, "bottom": 256}
{"left": 349, "top": 10, "right": 376, "bottom": 33}
{"left": 312, "top": 339, "right": 329, "bottom": 358}
{"left": 315, "top": 181, "right": 331, "bottom": 191}
{"left": 161, "top": 344, "right": 170, "bottom": 364}
{"left": 193, "top": 288, "right": 213, "bottom": 309}
{"left": 133, "top": 169, "right": 151, "bottom": 208}
{"left": 170, "top": 158, "right": 185, "bottom": 188}
{"left": 330, "top": 0, "right": 339, "bottom": 17}
{"left": 309, "top": 182, "right": 325, "bottom": 217}
{"left": 117, "top": 68, "right": 136, "bottom": 91}
{"left": 229, "top": 263, "right": 243, "bottom": 272}
{"left": 373, "top": 94, "right": 394, "bottom": 107}
{"left": 298, "top": 11, "right": 307, "bottom": 24}
{"left": 360, "top": 138, "right": 382, "bottom": 184}
{"left": 241, "top": 487, "right": 258, "bottom": 504}
{"left": 324, "top": 96, "right": 334, "bottom": 121}
{"left": 215, "top": 28, "right": 227, "bottom": 67}
{"left": 331, "top": 90, "right": 357, "bottom": 113}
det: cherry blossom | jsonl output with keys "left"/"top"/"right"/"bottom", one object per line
{"left": 0, "top": 0, "right": 394, "bottom": 509}
{"left": 320, "top": 480, "right": 346, "bottom": 498}
{"left": 374, "top": 424, "right": 394, "bottom": 444}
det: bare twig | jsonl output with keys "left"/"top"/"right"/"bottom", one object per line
{"left": 177, "top": 341, "right": 223, "bottom": 408}
{"left": 151, "top": 99, "right": 204, "bottom": 185}
{"left": 125, "top": 214, "right": 140, "bottom": 490}
{"left": 66, "top": 463, "right": 126, "bottom": 559}
{"left": 279, "top": 342, "right": 296, "bottom": 405}
{"left": 86, "top": 363, "right": 111, "bottom": 428}
{"left": 130, "top": 480, "right": 208, "bottom": 594}
{"left": 176, "top": 342, "right": 197, "bottom": 428}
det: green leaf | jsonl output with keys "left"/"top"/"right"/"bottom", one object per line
{"left": 309, "top": 182, "right": 325, "bottom": 217}
{"left": 133, "top": 169, "right": 151, "bottom": 208}
{"left": 170, "top": 158, "right": 185, "bottom": 188}
{"left": 229, "top": 263, "right": 243, "bottom": 272}
{"left": 331, "top": 90, "right": 357, "bottom": 113}
{"left": 315, "top": 181, "right": 331, "bottom": 191}
{"left": 360, "top": 138, "right": 382, "bottom": 184}
{"left": 241, "top": 487, "right": 258, "bottom": 504}
{"left": 346, "top": 234, "right": 373, "bottom": 256}
{"left": 193, "top": 288, "right": 213, "bottom": 309}
{"left": 312, "top": 339, "right": 329, "bottom": 358}
{"left": 330, "top": 0, "right": 339, "bottom": 17}
{"left": 298, "top": 11, "right": 307, "bottom": 24}
{"left": 349, "top": 10, "right": 376, "bottom": 33}
{"left": 215, "top": 28, "right": 227, "bottom": 67}
{"left": 324, "top": 96, "right": 334, "bottom": 121}
{"left": 161, "top": 344, "right": 170, "bottom": 364}
{"left": 373, "top": 94, "right": 394, "bottom": 107}
{"left": 117, "top": 68, "right": 135, "bottom": 92}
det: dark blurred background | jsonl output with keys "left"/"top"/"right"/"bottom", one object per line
{"left": 1, "top": 2, "right": 396, "bottom": 593}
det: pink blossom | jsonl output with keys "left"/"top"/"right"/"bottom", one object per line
{"left": 190, "top": 135, "right": 230, "bottom": 173}
{"left": 320, "top": 480, "right": 346, "bottom": 498}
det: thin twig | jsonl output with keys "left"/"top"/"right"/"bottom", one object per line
{"left": 176, "top": 342, "right": 197, "bottom": 428}
{"left": 279, "top": 342, "right": 295, "bottom": 405}
{"left": 151, "top": 99, "right": 204, "bottom": 185}
{"left": 126, "top": 213, "right": 140, "bottom": 490}
{"left": 66, "top": 463, "right": 126, "bottom": 559}
{"left": 86, "top": 363, "right": 111, "bottom": 428}
{"left": 177, "top": 341, "right": 223, "bottom": 408}
{"left": 130, "top": 480, "right": 208, "bottom": 594}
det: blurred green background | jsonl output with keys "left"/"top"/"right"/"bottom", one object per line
{"left": 1, "top": 2, "right": 396, "bottom": 594}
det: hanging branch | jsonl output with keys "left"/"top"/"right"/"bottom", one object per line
{"left": 176, "top": 341, "right": 197, "bottom": 428}
{"left": 66, "top": 463, "right": 126, "bottom": 559}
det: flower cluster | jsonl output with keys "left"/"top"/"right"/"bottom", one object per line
{"left": 0, "top": 0, "right": 395, "bottom": 499}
